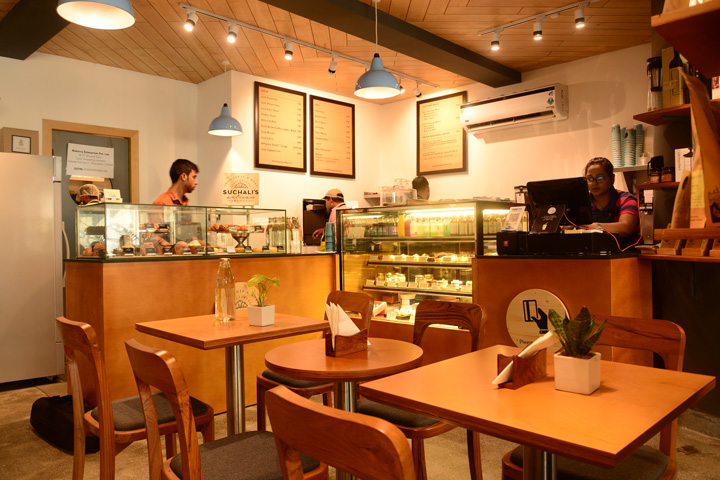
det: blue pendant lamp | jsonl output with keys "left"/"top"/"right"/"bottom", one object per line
{"left": 57, "top": 0, "right": 135, "bottom": 30}
{"left": 209, "top": 61, "right": 243, "bottom": 137}
{"left": 354, "top": 0, "right": 401, "bottom": 99}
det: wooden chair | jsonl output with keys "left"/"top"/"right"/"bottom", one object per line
{"left": 501, "top": 315, "right": 687, "bottom": 480}
{"left": 356, "top": 300, "right": 487, "bottom": 480}
{"left": 56, "top": 317, "right": 214, "bottom": 480}
{"left": 266, "top": 385, "right": 416, "bottom": 480}
{"left": 256, "top": 290, "right": 374, "bottom": 430}
{"left": 124, "top": 339, "right": 327, "bottom": 480}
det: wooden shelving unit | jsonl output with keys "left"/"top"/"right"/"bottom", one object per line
{"left": 633, "top": 99, "right": 720, "bottom": 126}
{"left": 652, "top": 2, "right": 720, "bottom": 78}
{"left": 637, "top": 181, "right": 679, "bottom": 190}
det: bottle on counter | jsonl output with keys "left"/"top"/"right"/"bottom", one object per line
{"left": 291, "top": 217, "right": 302, "bottom": 253}
{"left": 215, "top": 258, "right": 235, "bottom": 322}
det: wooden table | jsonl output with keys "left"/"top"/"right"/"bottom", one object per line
{"left": 359, "top": 345, "right": 716, "bottom": 480}
{"left": 265, "top": 338, "right": 423, "bottom": 480}
{"left": 136, "top": 311, "right": 328, "bottom": 435}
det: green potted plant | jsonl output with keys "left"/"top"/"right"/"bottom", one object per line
{"left": 549, "top": 307, "right": 606, "bottom": 394}
{"left": 247, "top": 274, "right": 280, "bottom": 326}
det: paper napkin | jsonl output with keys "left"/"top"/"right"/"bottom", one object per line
{"left": 492, "top": 331, "right": 558, "bottom": 385}
{"left": 325, "top": 302, "right": 361, "bottom": 350}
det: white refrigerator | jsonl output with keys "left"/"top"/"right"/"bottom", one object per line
{"left": 0, "top": 152, "right": 64, "bottom": 382}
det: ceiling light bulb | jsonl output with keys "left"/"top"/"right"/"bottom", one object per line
{"left": 491, "top": 31, "right": 500, "bottom": 51}
{"left": 533, "top": 20, "right": 543, "bottom": 40}
{"left": 284, "top": 40, "right": 294, "bottom": 61}
{"left": 328, "top": 58, "right": 337, "bottom": 75}
{"left": 227, "top": 24, "right": 238, "bottom": 43}
{"left": 184, "top": 11, "right": 198, "bottom": 32}
{"left": 575, "top": 6, "right": 586, "bottom": 28}
{"left": 414, "top": 83, "right": 422, "bottom": 98}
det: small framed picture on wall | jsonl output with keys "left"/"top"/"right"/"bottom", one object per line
{"left": 1, "top": 127, "right": 39, "bottom": 155}
{"left": 12, "top": 135, "right": 32, "bottom": 154}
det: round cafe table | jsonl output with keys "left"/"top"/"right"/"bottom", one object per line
{"left": 265, "top": 337, "right": 423, "bottom": 413}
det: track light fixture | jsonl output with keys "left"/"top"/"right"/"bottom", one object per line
{"left": 398, "top": 77, "right": 405, "bottom": 94}
{"left": 414, "top": 82, "right": 422, "bottom": 98}
{"left": 533, "top": 17, "right": 544, "bottom": 40}
{"left": 178, "top": 3, "right": 437, "bottom": 95}
{"left": 283, "top": 40, "right": 294, "bottom": 61}
{"left": 491, "top": 29, "right": 501, "bottom": 51}
{"left": 184, "top": 10, "right": 198, "bottom": 32}
{"left": 575, "top": 3, "right": 587, "bottom": 28}
{"left": 227, "top": 24, "right": 238, "bottom": 43}
{"left": 478, "top": 1, "right": 597, "bottom": 44}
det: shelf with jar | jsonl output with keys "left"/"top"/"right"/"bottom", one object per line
{"left": 75, "top": 203, "right": 303, "bottom": 260}
{"left": 338, "top": 200, "right": 512, "bottom": 323}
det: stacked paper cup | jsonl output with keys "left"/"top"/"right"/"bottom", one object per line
{"left": 611, "top": 125, "right": 622, "bottom": 167}
{"left": 623, "top": 129, "right": 636, "bottom": 166}
{"left": 634, "top": 124, "right": 644, "bottom": 165}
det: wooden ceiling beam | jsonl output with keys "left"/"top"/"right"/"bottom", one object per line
{"left": 0, "top": 0, "right": 68, "bottom": 60}
{"left": 258, "top": 0, "right": 521, "bottom": 87}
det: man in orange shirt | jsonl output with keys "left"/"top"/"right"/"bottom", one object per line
{"left": 153, "top": 159, "right": 199, "bottom": 205}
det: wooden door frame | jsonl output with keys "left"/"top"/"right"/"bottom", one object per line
{"left": 42, "top": 120, "right": 140, "bottom": 202}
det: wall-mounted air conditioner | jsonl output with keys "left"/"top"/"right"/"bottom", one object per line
{"left": 460, "top": 84, "right": 568, "bottom": 135}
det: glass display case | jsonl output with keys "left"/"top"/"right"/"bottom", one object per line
{"left": 76, "top": 203, "right": 288, "bottom": 259}
{"left": 338, "top": 200, "right": 512, "bottom": 322}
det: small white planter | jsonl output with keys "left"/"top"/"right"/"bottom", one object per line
{"left": 248, "top": 305, "right": 275, "bottom": 326}
{"left": 553, "top": 351, "right": 601, "bottom": 395}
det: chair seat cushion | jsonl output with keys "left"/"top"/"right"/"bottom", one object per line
{"left": 509, "top": 444, "right": 669, "bottom": 480}
{"left": 170, "top": 430, "right": 320, "bottom": 480}
{"left": 262, "top": 369, "right": 331, "bottom": 389}
{"left": 356, "top": 398, "right": 438, "bottom": 428}
{"left": 91, "top": 391, "right": 209, "bottom": 431}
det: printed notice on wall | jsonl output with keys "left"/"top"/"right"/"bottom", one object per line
{"left": 417, "top": 91, "right": 467, "bottom": 176}
{"left": 223, "top": 173, "right": 259, "bottom": 206}
{"left": 310, "top": 96, "right": 355, "bottom": 178}
{"left": 66, "top": 143, "right": 115, "bottom": 178}
{"left": 254, "top": 82, "right": 306, "bottom": 173}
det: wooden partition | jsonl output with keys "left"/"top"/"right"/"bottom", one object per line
{"left": 65, "top": 254, "right": 337, "bottom": 412}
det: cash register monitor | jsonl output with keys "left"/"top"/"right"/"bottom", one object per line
{"left": 526, "top": 177, "right": 594, "bottom": 233}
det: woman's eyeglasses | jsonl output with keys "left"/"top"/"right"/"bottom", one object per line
{"left": 585, "top": 175, "right": 608, "bottom": 184}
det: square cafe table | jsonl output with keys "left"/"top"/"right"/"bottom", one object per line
{"left": 359, "top": 345, "right": 715, "bottom": 480}
{"left": 136, "top": 311, "right": 328, "bottom": 435}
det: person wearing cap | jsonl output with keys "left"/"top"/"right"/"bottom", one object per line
{"left": 312, "top": 188, "right": 346, "bottom": 239}
{"left": 153, "top": 159, "right": 199, "bottom": 205}
{"left": 77, "top": 184, "right": 101, "bottom": 205}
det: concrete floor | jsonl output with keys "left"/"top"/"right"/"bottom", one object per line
{"left": 1, "top": 378, "right": 719, "bottom": 479}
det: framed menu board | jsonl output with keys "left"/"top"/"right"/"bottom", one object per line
{"left": 417, "top": 91, "right": 467, "bottom": 176}
{"left": 254, "top": 82, "right": 307, "bottom": 172}
{"left": 310, "top": 95, "right": 355, "bottom": 179}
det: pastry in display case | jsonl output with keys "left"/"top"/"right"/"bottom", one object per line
{"left": 338, "top": 200, "right": 511, "bottom": 322}
{"left": 76, "top": 203, "right": 287, "bottom": 259}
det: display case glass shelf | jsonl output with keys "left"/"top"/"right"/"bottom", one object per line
{"left": 338, "top": 200, "right": 513, "bottom": 323}
{"left": 76, "top": 203, "right": 286, "bottom": 260}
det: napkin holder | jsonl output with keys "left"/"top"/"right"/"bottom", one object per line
{"left": 324, "top": 329, "right": 368, "bottom": 357}
{"left": 497, "top": 349, "right": 547, "bottom": 390}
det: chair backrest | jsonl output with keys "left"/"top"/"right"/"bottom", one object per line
{"left": 56, "top": 317, "right": 115, "bottom": 455}
{"left": 266, "top": 385, "right": 416, "bottom": 480}
{"left": 124, "top": 339, "right": 200, "bottom": 480}
{"left": 325, "top": 290, "right": 374, "bottom": 331}
{"left": 594, "top": 315, "right": 686, "bottom": 461}
{"left": 412, "top": 300, "right": 486, "bottom": 352}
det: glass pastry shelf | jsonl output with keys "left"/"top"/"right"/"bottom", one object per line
{"left": 366, "top": 261, "right": 472, "bottom": 269}
{"left": 347, "top": 235, "right": 476, "bottom": 242}
{"left": 363, "top": 285, "right": 473, "bottom": 298}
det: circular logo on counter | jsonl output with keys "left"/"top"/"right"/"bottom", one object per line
{"left": 506, "top": 289, "right": 568, "bottom": 351}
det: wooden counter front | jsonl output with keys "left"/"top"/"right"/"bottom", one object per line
{"left": 65, "top": 254, "right": 337, "bottom": 412}
{"left": 474, "top": 256, "right": 652, "bottom": 353}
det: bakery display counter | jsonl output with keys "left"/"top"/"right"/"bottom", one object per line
{"left": 76, "top": 203, "right": 290, "bottom": 259}
{"left": 65, "top": 253, "right": 337, "bottom": 412}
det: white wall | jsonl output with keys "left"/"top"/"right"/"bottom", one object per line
{"left": 1, "top": 43, "right": 652, "bottom": 218}
{"left": 380, "top": 43, "right": 653, "bottom": 201}
{"left": 0, "top": 53, "right": 198, "bottom": 203}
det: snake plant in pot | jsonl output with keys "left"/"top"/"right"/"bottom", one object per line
{"left": 247, "top": 274, "right": 280, "bottom": 326}
{"left": 549, "top": 307, "right": 606, "bottom": 394}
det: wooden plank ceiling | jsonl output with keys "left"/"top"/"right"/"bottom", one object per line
{"left": 0, "top": 0, "right": 651, "bottom": 103}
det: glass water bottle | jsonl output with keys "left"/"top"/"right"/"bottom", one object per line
{"left": 215, "top": 258, "right": 235, "bottom": 321}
